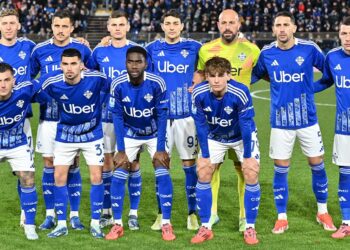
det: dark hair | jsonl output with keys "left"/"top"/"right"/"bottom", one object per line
{"left": 126, "top": 46, "right": 147, "bottom": 60}
{"left": 204, "top": 57, "right": 231, "bottom": 75}
{"left": 61, "top": 48, "right": 82, "bottom": 60}
{"left": 0, "top": 62, "right": 14, "bottom": 75}
{"left": 53, "top": 10, "right": 74, "bottom": 25}
{"left": 273, "top": 11, "right": 295, "bottom": 25}
{"left": 341, "top": 16, "right": 350, "bottom": 26}
{"left": 161, "top": 9, "right": 181, "bottom": 23}
{"left": 110, "top": 10, "right": 128, "bottom": 20}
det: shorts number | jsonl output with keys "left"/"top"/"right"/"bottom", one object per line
{"left": 187, "top": 136, "right": 198, "bottom": 148}
{"left": 251, "top": 139, "right": 259, "bottom": 152}
{"left": 95, "top": 143, "right": 103, "bottom": 156}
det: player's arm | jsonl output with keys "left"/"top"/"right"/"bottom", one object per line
{"left": 251, "top": 53, "right": 268, "bottom": 84}
{"left": 153, "top": 84, "right": 170, "bottom": 168}
{"left": 109, "top": 86, "right": 125, "bottom": 152}
{"left": 314, "top": 54, "right": 334, "bottom": 93}
{"left": 30, "top": 49, "right": 40, "bottom": 79}
{"left": 192, "top": 93, "right": 210, "bottom": 158}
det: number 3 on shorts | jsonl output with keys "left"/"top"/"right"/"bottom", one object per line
{"left": 95, "top": 143, "right": 104, "bottom": 156}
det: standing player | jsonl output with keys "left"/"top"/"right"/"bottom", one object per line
{"left": 106, "top": 47, "right": 175, "bottom": 241}
{"left": 314, "top": 16, "right": 350, "bottom": 239}
{"left": 145, "top": 9, "right": 201, "bottom": 231}
{"left": 0, "top": 8, "right": 36, "bottom": 226}
{"left": 88, "top": 10, "right": 142, "bottom": 229}
{"left": 252, "top": 11, "right": 336, "bottom": 234}
{"left": 0, "top": 63, "right": 41, "bottom": 240}
{"left": 40, "top": 48, "right": 108, "bottom": 238}
{"left": 194, "top": 9, "right": 261, "bottom": 231}
{"left": 31, "top": 10, "right": 91, "bottom": 230}
{"left": 191, "top": 57, "right": 261, "bottom": 245}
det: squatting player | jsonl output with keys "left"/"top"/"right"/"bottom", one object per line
{"left": 88, "top": 10, "right": 142, "bottom": 229}
{"left": 145, "top": 9, "right": 202, "bottom": 231}
{"left": 31, "top": 10, "right": 91, "bottom": 230}
{"left": 195, "top": 9, "right": 260, "bottom": 230}
{"left": 39, "top": 48, "right": 109, "bottom": 238}
{"left": 191, "top": 57, "right": 261, "bottom": 245}
{"left": 314, "top": 16, "right": 350, "bottom": 239}
{"left": 252, "top": 11, "right": 336, "bottom": 234}
{"left": 106, "top": 46, "right": 175, "bottom": 241}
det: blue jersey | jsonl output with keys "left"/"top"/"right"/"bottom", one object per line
{"left": 145, "top": 38, "right": 201, "bottom": 119}
{"left": 108, "top": 72, "right": 168, "bottom": 151}
{"left": 0, "top": 38, "right": 36, "bottom": 118}
{"left": 252, "top": 38, "right": 325, "bottom": 129}
{"left": 192, "top": 79, "right": 255, "bottom": 158}
{"left": 31, "top": 38, "right": 92, "bottom": 121}
{"left": 40, "top": 70, "right": 110, "bottom": 143}
{"left": 87, "top": 40, "right": 140, "bottom": 123}
{"left": 316, "top": 47, "right": 350, "bottom": 135}
{"left": 0, "top": 81, "right": 41, "bottom": 149}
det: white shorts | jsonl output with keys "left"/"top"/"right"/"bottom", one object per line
{"left": 166, "top": 117, "right": 198, "bottom": 159}
{"left": 202, "top": 130, "right": 260, "bottom": 164}
{"left": 269, "top": 123, "right": 325, "bottom": 159}
{"left": 0, "top": 145, "right": 35, "bottom": 172}
{"left": 102, "top": 122, "right": 116, "bottom": 154}
{"left": 36, "top": 120, "right": 58, "bottom": 157}
{"left": 332, "top": 134, "right": 350, "bottom": 166}
{"left": 124, "top": 137, "right": 158, "bottom": 162}
{"left": 24, "top": 118, "right": 34, "bottom": 154}
{"left": 54, "top": 139, "right": 104, "bottom": 166}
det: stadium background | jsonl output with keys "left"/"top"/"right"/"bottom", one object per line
{"left": 0, "top": 0, "right": 349, "bottom": 249}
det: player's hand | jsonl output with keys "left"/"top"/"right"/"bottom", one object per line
{"left": 76, "top": 37, "right": 90, "bottom": 48}
{"left": 153, "top": 151, "right": 170, "bottom": 169}
{"left": 98, "top": 36, "right": 112, "bottom": 46}
{"left": 242, "top": 157, "right": 259, "bottom": 174}
{"left": 114, "top": 151, "right": 131, "bottom": 169}
{"left": 189, "top": 71, "right": 205, "bottom": 93}
{"left": 197, "top": 157, "right": 211, "bottom": 169}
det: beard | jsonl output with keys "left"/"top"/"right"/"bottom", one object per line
{"left": 221, "top": 30, "right": 238, "bottom": 43}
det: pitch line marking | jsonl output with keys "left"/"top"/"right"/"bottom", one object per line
{"left": 251, "top": 89, "right": 335, "bottom": 107}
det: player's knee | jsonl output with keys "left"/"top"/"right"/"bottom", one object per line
{"left": 54, "top": 170, "right": 68, "bottom": 185}
{"left": 183, "top": 159, "right": 196, "bottom": 166}
{"left": 130, "top": 161, "right": 140, "bottom": 171}
{"left": 18, "top": 171, "right": 35, "bottom": 188}
{"left": 308, "top": 155, "right": 324, "bottom": 166}
{"left": 103, "top": 153, "right": 114, "bottom": 171}
{"left": 43, "top": 157, "right": 54, "bottom": 167}
{"left": 243, "top": 167, "right": 259, "bottom": 184}
{"left": 90, "top": 171, "right": 102, "bottom": 184}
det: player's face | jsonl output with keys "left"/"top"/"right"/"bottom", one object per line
{"left": 0, "top": 70, "right": 15, "bottom": 100}
{"left": 126, "top": 52, "right": 147, "bottom": 80}
{"left": 107, "top": 17, "right": 130, "bottom": 40}
{"left": 217, "top": 11, "right": 240, "bottom": 43}
{"left": 0, "top": 15, "right": 20, "bottom": 41}
{"left": 206, "top": 71, "right": 230, "bottom": 95}
{"left": 61, "top": 56, "right": 83, "bottom": 83}
{"left": 273, "top": 16, "right": 297, "bottom": 44}
{"left": 339, "top": 24, "right": 350, "bottom": 54}
{"left": 161, "top": 16, "right": 183, "bottom": 42}
{"left": 52, "top": 17, "right": 74, "bottom": 43}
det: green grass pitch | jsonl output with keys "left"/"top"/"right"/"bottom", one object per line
{"left": 0, "top": 76, "right": 348, "bottom": 249}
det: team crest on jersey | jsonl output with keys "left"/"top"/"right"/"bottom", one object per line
{"left": 224, "top": 106, "right": 233, "bottom": 115}
{"left": 181, "top": 49, "right": 189, "bottom": 58}
{"left": 238, "top": 52, "right": 246, "bottom": 61}
{"left": 16, "top": 100, "right": 24, "bottom": 108}
{"left": 18, "top": 51, "right": 26, "bottom": 60}
{"left": 295, "top": 56, "right": 304, "bottom": 66}
{"left": 84, "top": 90, "right": 93, "bottom": 99}
{"left": 144, "top": 93, "right": 153, "bottom": 102}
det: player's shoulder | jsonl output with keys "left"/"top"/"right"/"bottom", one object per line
{"left": 13, "top": 80, "right": 33, "bottom": 91}
{"left": 145, "top": 72, "right": 166, "bottom": 91}
{"left": 192, "top": 81, "right": 210, "bottom": 99}
{"left": 127, "top": 40, "right": 141, "bottom": 47}
{"left": 296, "top": 38, "right": 323, "bottom": 52}
{"left": 111, "top": 73, "right": 129, "bottom": 90}
{"left": 41, "top": 71, "right": 64, "bottom": 89}
{"left": 238, "top": 39, "right": 260, "bottom": 52}
{"left": 17, "top": 37, "right": 36, "bottom": 46}
{"left": 326, "top": 46, "right": 342, "bottom": 57}
{"left": 261, "top": 41, "right": 278, "bottom": 53}
{"left": 83, "top": 69, "right": 107, "bottom": 79}
{"left": 180, "top": 38, "right": 202, "bottom": 47}
{"left": 145, "top": 38, "right": 162, "bottom": 50}
{"left": 32, "top": 38, "right": 52, "bottom": 54}
{"left": 227, "top": 80, "right": 250, "bottom": 103}
{"left": 201, "top": 37, "right": 221, "bottom": 48}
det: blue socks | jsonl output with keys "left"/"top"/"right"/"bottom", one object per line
{"left": 90, "top": 182, "right": 104, "bottom": 220}
{"left": 67, "top": 167, "right": 82, "bottom": 214}
{"left": 128, "top": 169, "right": 142, "bottom": 210}
{"left": 42, "top": 166, "right": 55, "bottom": 210}
{"left": 245, "top": 183, "right": 261, "bottom": 225}
{"left": 183, "top": 165, "right": 197, "bottom": 214}
{"left": 110, "top": 169, "right": 128, "bottom": 220}
{"left": 339, "top": 166, "right": 350, "bottom": 221}
{"left": 102, "top": 171, "right": 112, "bottom": 211}
{"left": 155, "top": 167, "right": 173, "bottom": 220}
{"left": 21, "top": 186, "right": 38, "bottom": 225}
{"left": 196, "top": 181, "right": 212, "bottom": 224}
{"left": 54, "top": 185, "right": 68, "bottom": 222}
{"left": 310, "top": 161, "right": 328, "bottom": 203}
{"left": 273, "top": 165, "right": 289, "bottom": 214}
